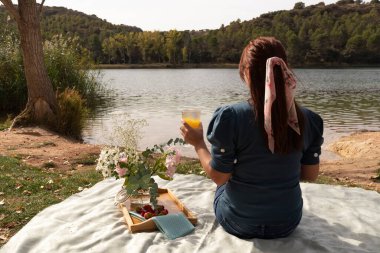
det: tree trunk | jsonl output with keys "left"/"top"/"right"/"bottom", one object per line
{"left": 11, "top": 0, "right": 58, "bottom": 128}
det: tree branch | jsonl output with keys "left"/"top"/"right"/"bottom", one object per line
{"left": 39, "top": 0, "right": 46, "bottom": 14}
{"left": 1, "top": 0, "right": 21, "bottom": 23}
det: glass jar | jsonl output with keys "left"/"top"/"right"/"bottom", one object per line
{"left": 114, "top": 188, "right": 150, "bottom": 208}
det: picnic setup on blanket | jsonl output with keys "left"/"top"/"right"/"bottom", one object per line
{"left": 117, "top": 187, "right": 197, "bottom": 238}
{"left": 1, "top": 174, "right": 380, "bottom": 253}
{"left": 92, "top": 138, "right": 197, "bottom": 239}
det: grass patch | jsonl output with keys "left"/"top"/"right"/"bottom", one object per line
{"left": 42, "top": 161, "right": 57, "bottom": 168}
{"left": 372, "top": 168, "right": 380, "bottom": 182}
{"left": 0, "top": 155, "right": 103, "bottom": 246}
{"left": 33, "top": 141, "right": 57, "bottom": 148}
{"left": 0, "top": 116, "right": 13, "bottom": 131}
{"left": 315, "top": 175, "right": 338, "bottom": 185}
{"left": 314, "top": 174, "right": 360, "bottom": 188}
{"left": 176, "top": 159, "right": 205, "bottom": 176}
{"left": 73, "top": 153, "right": 98, "bottom": 166}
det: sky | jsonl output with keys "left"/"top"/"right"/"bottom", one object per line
{"left": 17, "top": 1, "right": 339, "bottom": 31}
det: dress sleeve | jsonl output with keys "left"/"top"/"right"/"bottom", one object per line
{"left": 301, "top": 110, "right": 324, "bottom": 165}
{"left": 206, "top": 106, "right": 236, "bottom": 173}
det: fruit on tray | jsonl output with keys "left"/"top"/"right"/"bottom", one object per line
{"left": 136, "top": 204, "right": 168, "bottom": 219}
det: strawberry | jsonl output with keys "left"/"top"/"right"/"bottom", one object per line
{"left": 155, "top": 205, "right": 164, "bottom": 212}
{"left": 144, "top": 212, "right": 153, "bottom": 219}
{"left": 161, "top": 209, "right": 168, "bottom": 215}
{"left": 135, "top": 207, "right": 143, "bottom": 213}
{"left": 143, "top": 204, "right": 153, "bottom": 212}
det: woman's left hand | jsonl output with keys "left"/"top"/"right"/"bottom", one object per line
{"left": 180, "top": 121, "right": 205, "bottom": 147}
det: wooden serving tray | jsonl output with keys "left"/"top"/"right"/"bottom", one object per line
{"left": 118, "top": 188, "right": 197, "bottom": 233}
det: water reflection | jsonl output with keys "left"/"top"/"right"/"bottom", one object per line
{"left": 83, "top": 68, "right": 380, "bottom": 158}
{"left": 298, "top": 90, "right": 380, "bottom": 132}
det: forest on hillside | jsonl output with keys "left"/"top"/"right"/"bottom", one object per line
{"left": 1, "top": 0, "right": 380, "bottom": 67}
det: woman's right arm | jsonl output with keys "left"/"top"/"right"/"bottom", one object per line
{"left": 300, "top": 164, "right": 319, "bottom": 182}
{"left": 180, "top": 122, "right": 232, "bottom": 186}
{"left": 300, "top": 109, "right": 323, "bottom": 183}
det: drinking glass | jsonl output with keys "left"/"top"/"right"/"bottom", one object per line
{"left": 182, "top": 109, "right": 201, "bottom": 128}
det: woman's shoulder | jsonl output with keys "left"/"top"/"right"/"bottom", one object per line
{"left": 300, "top": 106, "right": 324, "bottom": 137}
{"left": 219, "top": 101, "right": 252, "bottom": 114}
{"left": 300, "top": 107, "right": 323, "bottom": 124}
{"left": 212, "top": 101, "right": 252, "bottom": 120}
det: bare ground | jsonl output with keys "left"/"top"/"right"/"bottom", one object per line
{"left": 321, "top": 131, "right": 380, "bottom": 192}
{"left": 0, "top": 127, "right": 100, "bottom": 171}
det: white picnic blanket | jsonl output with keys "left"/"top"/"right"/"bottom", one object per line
{"left": 1, "top": 174, "right": 379, "bottom": 253}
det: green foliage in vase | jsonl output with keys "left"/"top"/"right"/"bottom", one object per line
{"left": 96, "top": 138, "right": 185, "bottom": 208}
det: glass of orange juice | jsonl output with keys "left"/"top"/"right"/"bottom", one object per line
{"left": 182, "top": 109, "right": 201, "bottom": 128}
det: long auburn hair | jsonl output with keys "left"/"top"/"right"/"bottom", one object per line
{"left": 239, "top": 37, "right": 304, "bottom": 154}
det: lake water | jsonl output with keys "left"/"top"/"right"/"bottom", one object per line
{"left": 83, "top": 68, "right": 380, "bottom": 160}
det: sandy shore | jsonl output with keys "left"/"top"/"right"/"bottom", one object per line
{"left": 321, "top": 131, "right": 380, "bottom": 192}
{"left": 0, "top": 127, "right": 379, "bottom": 191}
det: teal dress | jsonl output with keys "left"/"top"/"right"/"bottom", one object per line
{"left": 209, "top": 101, "right": 324, "bottom": 239}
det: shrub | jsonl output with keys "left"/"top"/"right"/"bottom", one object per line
{"left": 43, "top": 35, "right": 104, "bottom": 109}
{"left": 0, "top": 115, "right": 13, "bottom": 131}
{"left": 0, "top": 29, "right": 107, "bottom": 138}
{"left": 0, "top": 29, "right": 27, "bottom": 113}
{"left": 56, "top": 88, "right": 88, "bottom": 139}
{"left": 0, "top": 32, "right": 105, "bottom": 117}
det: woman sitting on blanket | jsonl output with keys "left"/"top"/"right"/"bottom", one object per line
{"left": 180, "top": 37, "right": 323, "bottom": 239}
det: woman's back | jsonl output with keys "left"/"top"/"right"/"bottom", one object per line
{"left": 208, "top": 101, "right": 323, "bottom": 236}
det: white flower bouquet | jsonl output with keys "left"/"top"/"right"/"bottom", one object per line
{"left": 95, "top": 138, "right": 184, "bottom": 207}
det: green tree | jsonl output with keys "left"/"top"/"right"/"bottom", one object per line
{"left": 149, "top": 31, "right": 165, "bottom": 63}
{"left": 165, "top": 30, "right": 183, "bottom": 64}
{"left": 367, "top": 32, "right": 380, "bottom": 52}
{"left": 101, "top": 37, "right": 113, "bottom": 64}
{"left": 182, "top": 46, "right": 188, "bottom": 63}
{"left": 125, "top": 32, "right": 141, "bottom": 64}
{"left": 89, "top": 34, "right": 102, "bottom": 62}
{"left": 337, "top": 0, "right": 354, "bottom": 5}
{"left": 285, "top": 30, "right": 302, "bottom": 63}
{"left": 113, "top": 33, "right": 128, "bottom": 63}
{"left": 330, "top": 22, "right": 347, "bottom": 49}
{"left": 344, "top": 35, "right": 365, "bottom": 56}
{"left": 294, "top": 2, "right": 306, "bottom": 9}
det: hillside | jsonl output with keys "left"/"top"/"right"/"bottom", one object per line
{"left": 0, "top": 5, "right": 142, "bottom": 62}
{"left": 0, "top": 1, "right": 379, "bottom": 66}
{"left": 40, "top": 6, "right": 141, "bottom": 59}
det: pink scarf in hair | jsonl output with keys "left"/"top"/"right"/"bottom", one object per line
{"left": 264, "top": 57, "right": 301, "bottom": 153}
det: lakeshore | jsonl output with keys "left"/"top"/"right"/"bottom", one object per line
{"left": 0, "top": 127, "right": 379, "bottom": 191}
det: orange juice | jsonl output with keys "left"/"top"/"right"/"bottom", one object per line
{"left": 183, "top": 117, "right": 201, "bottom": 128}
{"left": 182, "top": 109, "right": 201, "bottom": 128}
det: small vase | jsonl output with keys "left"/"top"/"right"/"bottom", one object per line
{"left": 129, "top": 189, "right": 151, "bottom": 207}
{"left": 114, "top": 188, "right": 151, "bottom": 209}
